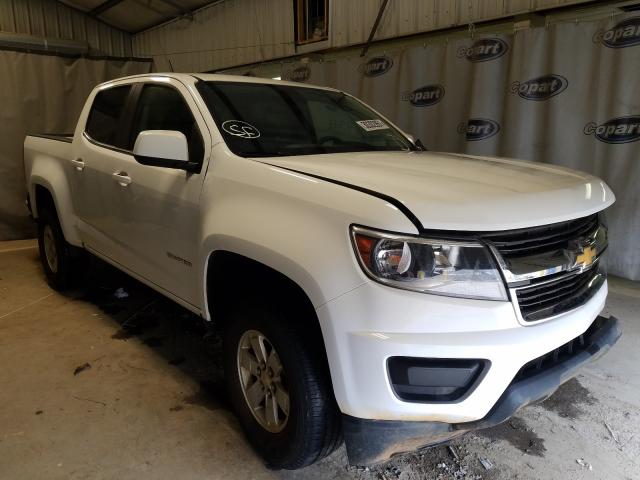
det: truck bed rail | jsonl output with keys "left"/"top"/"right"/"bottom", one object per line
{"left": 28, "top": 133, "right": 73, "bottom": 143}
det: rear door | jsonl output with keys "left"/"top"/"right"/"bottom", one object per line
{"left": 72, "top": 83, "right": 134, "bottom": 259}
{"left": 105, "top": 79, "right": 211, "bottom": 307}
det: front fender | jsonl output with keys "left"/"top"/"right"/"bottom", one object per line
{"left": 200, "top": 235, "right": 328, "bottom": 321}
{"left": 197, "top": 151, "right": 418, "bottom": 319}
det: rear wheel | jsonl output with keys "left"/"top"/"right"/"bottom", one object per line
{"left": 223, "top": 305, "right": 342, "bottom": 469}
{"left": 37, "top": 207, "right": 80, "bottom": 291}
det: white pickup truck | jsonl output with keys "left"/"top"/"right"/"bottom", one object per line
{"left": 24, "top": 73, "right": 620, "bottom": 469}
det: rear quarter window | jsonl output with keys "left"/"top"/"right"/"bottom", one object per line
{"left": 85, "top": 85, "right": 131, "bottom": 148}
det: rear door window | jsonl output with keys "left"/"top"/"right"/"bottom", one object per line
{"left": 85, "top": 85, "right": 131, "bottom": 148}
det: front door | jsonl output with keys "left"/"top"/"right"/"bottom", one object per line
{"left": 106, "top": 79, "right": 210, "bottom": 307}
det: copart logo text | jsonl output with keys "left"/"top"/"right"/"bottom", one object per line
{"left": 457, "top": 38, "right": 508, "bottom": 62}
{"left": 458, "top": 118, "right": 500, "bottom": 141}
{"left": 584, "top": 116, "right": 640, "bottom": 144}
{"left": 593, "top": 17, "right": 640, "bottom": 48}
{"left": 359, "top": 56, "right": 394, "bottom": 77}
{"left": 401, "top": 85, "right": 445, "bottom": 107}
{"left": 286, "top": 65, "right": 311, "bottom": 82}
{"left": 510, "top": 74, "right": 568, "bottom": 101}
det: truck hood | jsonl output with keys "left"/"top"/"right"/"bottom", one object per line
{"left": 256, "top": 151, "right": 615, "bottom": 231}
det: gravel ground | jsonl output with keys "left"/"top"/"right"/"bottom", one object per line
{"left": 88, "top": 258, "right": 640, "bottom": 480}
{"left": 2, "top": 244, "right": 638, "bottom": 479}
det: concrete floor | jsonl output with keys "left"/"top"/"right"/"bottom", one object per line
{"left": 1, "top": 239, "right": 638, "bottom": 480}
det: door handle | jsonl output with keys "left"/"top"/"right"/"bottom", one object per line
{"left": 112, "top": 171, "right": 132, "bottom": 187}
{"left": 70, "top": 158, "right": 85, "bottom": 171}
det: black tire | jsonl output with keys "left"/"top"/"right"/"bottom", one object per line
{"left": 223, "top": 304, "right": 342, "bottom": 469}
{"left": 37, "top": 207, "right": 79, "bottom": 291}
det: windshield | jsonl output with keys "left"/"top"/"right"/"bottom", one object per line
{"left": 196, "top": 81, "right": 415, "bottom": 157}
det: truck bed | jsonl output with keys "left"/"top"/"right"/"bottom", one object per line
{"left": 24, "top": 134, "right": 75, "bottom": 199}
{"left": 28, "top": 133, "right": 74, "bottom": 143}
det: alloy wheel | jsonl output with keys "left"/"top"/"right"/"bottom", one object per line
{"left": 237, "top": 329, "right": 290, "bottom": 433}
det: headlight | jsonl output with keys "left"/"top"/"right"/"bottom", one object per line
{"left": 350, "top": 226, "right": 508, "bottom": 301}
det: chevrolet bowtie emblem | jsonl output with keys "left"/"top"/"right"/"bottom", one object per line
{"left": 575, "top": 245, "right": 596, "bottom": 269}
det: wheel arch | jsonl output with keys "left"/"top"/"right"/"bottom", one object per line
{"left": 205, "top": 250, "right": 322, "bottom": 333}
{"left": 33, "top": 183, "right": 56, "bottom": 218}
{"left": 215, "top": 249, "right": 344, "bottom": 467}
{"left": 29, "top": 174, "right": 82, "bottom": 246}
{"left": 205, "top": 249, "right": 339, "bottom": 418}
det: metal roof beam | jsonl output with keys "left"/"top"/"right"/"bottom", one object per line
{"left": 360, "top": 0, "right": 390, "bottom": 57}
{"left": 133, "top": 0, "right": 226, "bottom": 34}
{"left": 157, "top": 0, "right": 195, "bottom": 19}
{"left": 89, "top": 0, "right": 126, "bottom": 17}
{"left": 54, "top": 0, "right": 131, "bottom": 35}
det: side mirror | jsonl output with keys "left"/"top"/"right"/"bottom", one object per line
{"left": 133, "top": 130, "right": 199, "bottom": 172}
{"left": 404, "top": 133, "right": 427, "bottom": 151}
{"left": 414, "top": 138, "right": 427, "bottom": 151}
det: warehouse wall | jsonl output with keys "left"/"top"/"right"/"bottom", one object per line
{"left": 132, "top": 0, "right": 597, "bottom": 73}
{"left": 0, "top": 0, "right": 146, "bottom": 241}
{"left": 132, "top": 0, "right": 295, "bottom": 72}
{"left": 0, "top": 0, "right": 133, "bottom": 56}
{"left": 0, "top": 52, "right": 151, "bottom": 241}
{"left": 330, "top": 0, "right": 592, "bottom": 47}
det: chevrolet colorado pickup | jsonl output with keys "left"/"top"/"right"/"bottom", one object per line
{"left": 24, "top": 73, "right": 620, "bottom": 469}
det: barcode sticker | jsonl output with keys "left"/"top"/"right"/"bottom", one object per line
{"left": 356, "top": 119, "right": 389, "bottom": 131}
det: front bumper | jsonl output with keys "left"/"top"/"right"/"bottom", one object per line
{"left": 316, "top": 279, "right": 609, "bottom": 423}
{"left": 342, "top": 314, "right": 621, "bottom": 465}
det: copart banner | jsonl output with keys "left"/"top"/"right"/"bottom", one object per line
{"left": 282, "top": 16, "right": 640, "bottom": 281}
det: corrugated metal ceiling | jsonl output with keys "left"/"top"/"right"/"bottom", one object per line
{"left": 0, "top": 0, "right": 133, "bottom": 56}
{"left": 57, "top": 0, "right": 219, "bottom": 33}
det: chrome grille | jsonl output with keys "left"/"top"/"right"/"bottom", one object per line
{"left": 515, "top": 265, "right": 604, "bottom": 322}
{"left": 478, "top": 213, "right": 606, "bottom": 322}
{"left": 481, "top": 214, "right": 598, "bottom": 259}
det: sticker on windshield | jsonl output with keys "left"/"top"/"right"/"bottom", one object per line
{"left": 356, "top": 119, "right": 389, "bottom": 131}
{"left": 221, "top": 120, "right": 260, "bottom": 139}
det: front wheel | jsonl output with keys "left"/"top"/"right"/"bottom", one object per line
{"left": 223, "top": 306, "right": 342, "bottom": 469}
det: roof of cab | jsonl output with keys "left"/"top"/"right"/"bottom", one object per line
{"left": 96, "top": 72, "right": 339, "bottom": 92}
